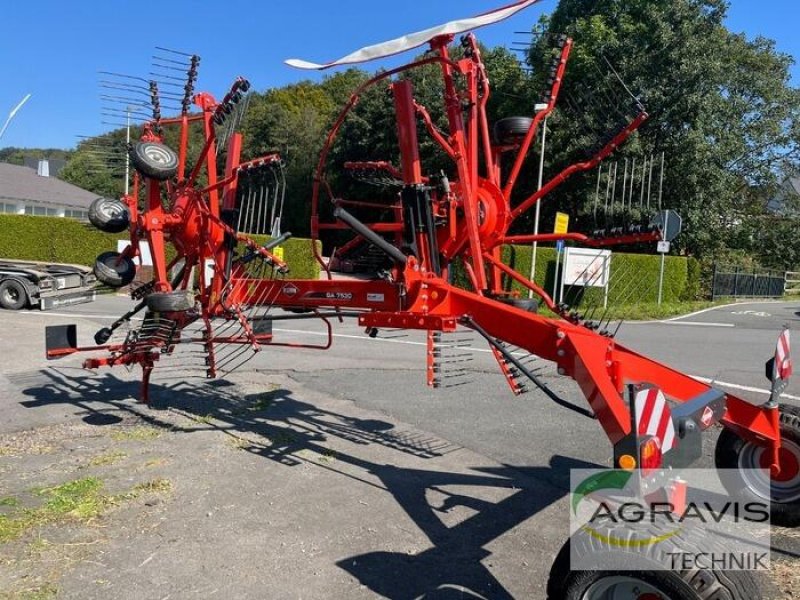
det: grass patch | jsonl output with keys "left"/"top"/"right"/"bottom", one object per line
{"left": 111, "top": 426, "right": 162, "bottom": 442}
{"left": 225, "top": 436, "right": 251, "bottom": 450}
{"left": 318, "top": 449, "right": 338, "bottom": 464}
{"left": 249, "top": 393, "right": 275, "bottom": 412}
{"left": 144, "top": 457, "right": 168, "bottom": 468}
{"left": 0, "top": 476, "right": 173, "bottom": 544}
{"left": 0, "top": 478, "right": 105, "bottom": 543}
{"left": 194, "top": 414, "right": 215, "bottom": 425}
{"left": 537, "top": 299, "right": 729, "bottom": 322}
{"left": 0, "top": 497, "right": 20, "bottom": 508}
{"left": 0, "top": 582, "right": 59, "bottom": 599}
{"left": 592, "top": 300, "right": 728, "bottom": 321}
{"left": 132, "top": 478, "right": 172, "bottom": 494}
{"left": 0, "top": 444, "right": 53, "bottom": 458}
{"left": 86, "top": 451, "right": 127, "bottom": 468}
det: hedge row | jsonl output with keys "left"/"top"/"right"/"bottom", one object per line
{"left": 454, "top": 244, "right": 700, "bottom": 306}
{"left": 0, "top": 215, "right": 321, "bottom": 280}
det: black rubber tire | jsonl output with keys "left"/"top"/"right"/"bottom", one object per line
{"left": 499, "top": 297, "right": 539, "bottom": 313}
{"left": 715, "top": 404, "right": 800, "bottom": 527}
{"left": 547, "top": 520, "right": 761, "bottom": 600}
{"left": 88, "top": 197, "right": 130, "bottom": 233}
{"left": 494, "top": 116, "right": 534, "bottom": 145}
{"left": 94, "top": 251, "right": 136, "bottom": 288}
{"left": 145, "top": 291, "right": 195, "bottom": 313}
{"left": 129, "top": 141, "right": 179, "bottom": 181}
{"left": 0, "top": 279, "right": 27, "bottom": 310}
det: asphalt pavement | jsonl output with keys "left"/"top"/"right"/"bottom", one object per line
{"left": 1, "top": 295, "right": 798, "bottom": 598}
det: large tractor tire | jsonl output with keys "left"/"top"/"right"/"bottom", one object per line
{"left": 88, "top": 197, "right": 130, "bottom": 233}
{"left": 145, "top": 291, "right": 195, "bottom": 313}
{"left": 94, "top": 251, "right": 136, "bottom": 288}
{"left": 0, "top": 279, "right": 28, "bottom": 310}
{"left": 494, "top": 116, "right": 534, "bottom": 146}
{"left": 715, "top": 403, "right": 800, "bottom": 527}
{"left": 129, "top": 141, "right": 179, "bottom": 181}
{"left": 547, "top": 519, "right": 761, "bottom": 599}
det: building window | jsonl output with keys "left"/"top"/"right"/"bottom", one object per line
{"left": 0, "top": 202, "right": 17, "bottom": 214}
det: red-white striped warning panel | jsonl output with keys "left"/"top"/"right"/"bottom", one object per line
{"left": 776, "top": 329, "right": 792, "bottom": 381}
{"left": 634, "top": 387, "right": 676, "bottom": 451}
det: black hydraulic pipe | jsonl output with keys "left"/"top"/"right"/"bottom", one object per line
{"left": 462, "top": 316, "right": 595, "bottom": 419}
{"left": 238, "top": 232, "right": 293, "bottom": 266}
{"left": 333, "top": 207, "right": 408, "bottom": 265}
{"left": 263, "top": 231, "right": 292, "bottom": 251}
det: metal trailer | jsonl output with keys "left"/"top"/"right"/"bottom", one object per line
{"left": 0, "top": 259, "right": 97, "bottom": 311}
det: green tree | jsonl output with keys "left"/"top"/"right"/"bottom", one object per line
{"left": 527, "top": 0, "right": 800, "bottom": 258}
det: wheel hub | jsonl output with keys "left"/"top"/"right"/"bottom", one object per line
{"left": 741, "top": 438, "right": 800, "bottom": 502}
{"left": 582, "top": 576, "right": 669, "bottom": 600}
{"left": 145, "top": 145, "right": 173, "bottom": 165}
{"left": 759, "top": 443, "right": 800, "bottom": 483}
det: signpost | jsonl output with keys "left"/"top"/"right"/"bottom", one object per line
{"left": 653, "top": 210, "right": 681, "bottom": 305}
{"left": 560, "top": 247, "right": 612, "bottom": 307}
{"left": 552, "top": 212, "right": 569, "bottom": 300}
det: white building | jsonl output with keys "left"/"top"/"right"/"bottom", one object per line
{"left": 0, "top": 160, "right": 99, "bottom": 220}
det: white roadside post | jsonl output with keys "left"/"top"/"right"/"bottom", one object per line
{"left": 657, "top": 240, "right": 670, "bottom": 305}
{"left": 528, "top": 103, "right": 551, "bottom": 298}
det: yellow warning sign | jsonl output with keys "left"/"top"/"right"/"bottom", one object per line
{"left": 554, "top": 212, "right": 570, "bottom": 234}
{"left": 273, "top": 246, "right": 285, "bottom": 261}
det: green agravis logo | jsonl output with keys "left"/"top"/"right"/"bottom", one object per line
{"left": 571, "top": 470, "right": 682, "bottom": 548}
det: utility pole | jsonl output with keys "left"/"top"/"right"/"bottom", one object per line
{"left": 528, "top": 104, "right": 549, "bottom": 297}
{"left": 124, "top": 106, "right": 132, "bottom": 195}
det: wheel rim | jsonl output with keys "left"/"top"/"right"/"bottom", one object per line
{"left": 102, "top": 200, "right": 126, "bottom": 219}
{"left": 144, "top": 144, "right": 174, "bottom": 166}
{"left": 102, "top": 256, "right": 131, "bottom": 276}
{"left": 739, "top": 438, "right": 800, "bottom": 503}
{"left": 582, "top": 576, "right": 672, "bottom": 600}
{"left": 2, "top": 287, "right": 19, "bottom": 304}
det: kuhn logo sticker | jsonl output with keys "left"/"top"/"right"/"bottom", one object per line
{"left": 282, "top": 284, "right": 299, "bottom": 297}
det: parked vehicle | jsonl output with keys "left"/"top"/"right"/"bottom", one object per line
{"left": 0, "top": 259, "right": 96, "bottom": 310}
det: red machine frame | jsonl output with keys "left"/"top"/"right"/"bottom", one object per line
{"left": 48, "top": 25, "right": 788, "bottom": 484}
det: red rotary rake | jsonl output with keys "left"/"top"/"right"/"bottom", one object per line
{"left": 45, "top": 1, "right": 797, "bottom": 597}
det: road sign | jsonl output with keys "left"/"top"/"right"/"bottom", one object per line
{"left": 562, "top": 248, "right": 611, "bottom": 287}
{"left": 657, "top": 241, "right": 670, "bottom": 254}
{"left": 554, "top": 212, "right": 570, "bottom": 234}
{"left": 651, "top": 210, "right": 682, "bottom": 242}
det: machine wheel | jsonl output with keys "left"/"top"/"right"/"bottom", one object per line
{"left": 145, "top": 291, "right": 195, "bottom": 313}
{"left": 94, "top": 251, "right": 136, "bottom": 288}
{"left": 715, "top": 404, "right": 800, "bottom": 527}
{"left": 499, "top": 297, "right": 539, "bottom": 313}
{"left": 130, "top": 141, "right": 179, "bottom": 181}
{"left": 0, "top": 279, "right": 27, "bottom": 310}
{"left": 547, "top": 522, "right": 761, "bottom": 600}
{"left": 88, "top": 197, "right": 130, "bottom": 233}
{"left": 494, "top": 116, "right": 533, "bottom": 145}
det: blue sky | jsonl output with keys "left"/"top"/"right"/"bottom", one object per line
{"left": 0, "top": 0, "right": 797, "bottom": 150}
